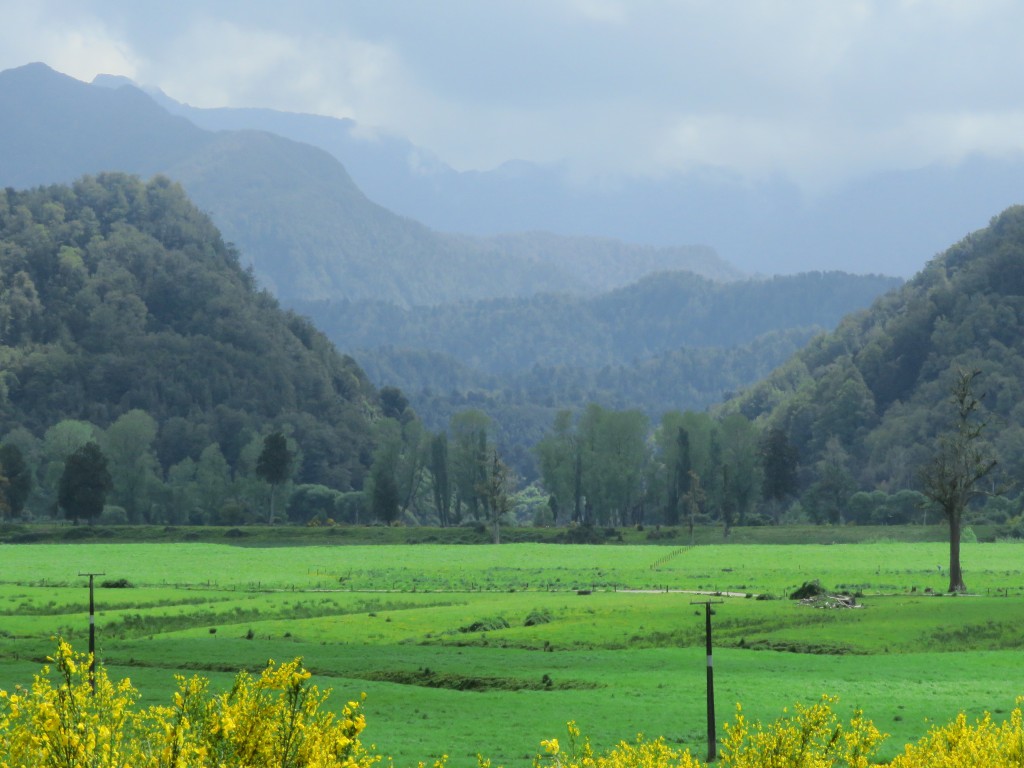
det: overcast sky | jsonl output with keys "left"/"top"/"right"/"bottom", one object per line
{"left": 4, "top": 0, "right": 1024, "bottom": 192}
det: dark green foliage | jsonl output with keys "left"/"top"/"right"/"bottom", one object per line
{"left": 256, "top": 431, "right": 295, "bottom": 524}
{"left": 523, "top": 608, "right": 553, "bottom": 626}
{"left": 0, "top": 174, "right": 378, "bottom": 507}
{"left": 0, "top": 443, "right": 31, "bottom": 516}
{"left": 761, "top": 427, "right": 799, "bottom": 506}
{"left": 725, "top": 206, "right": 1024, "bottom": 508}
{"left": 460, "top": 616, "right": 511, "bottom": 633}
{"left": 326, "top": 272, "right": 897, "bottom": 477}
{"left": 58, "top": 441, "right": 112, "bottom": 521}
{"left": 100, "top": 578, "right": 133, "bottom": 588}
{"left": 790, "top": 580, "right": 827, "bottom": 600}
{"left": 428, "top": 432, "right": 452, "bottom": 527}
{"left": 256, "top": 432, "right": 293, "bottom": 487}
{"left": 370, "top": 463, "right": 400, "bottom": 525}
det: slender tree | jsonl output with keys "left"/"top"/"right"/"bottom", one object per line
{"left": 761, "top": 426, "right": 798, "bottom": 524}
{"left": 428, "top": 432, "right": 452, "bottom": 526}
{"left": 255, "top": 432, "right": 294, "bottom": 524}
{"left": 920, "top": 369, "right": 998, "bottom": 593}
{"left": 0, "top": 444, "right": 31, "bottom": 518}
{"left": 480, "top": 450, "right": 513, "bottom": 544}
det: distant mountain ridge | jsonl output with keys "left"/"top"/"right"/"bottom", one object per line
{"left": 115, "top": 74, "right": 1024, "bottom": 279}
{"left": 306, "top": 270, "right": 902, "bottom": 376}
{"left": 0, "top": 63, "right": 737, "bottom": 309}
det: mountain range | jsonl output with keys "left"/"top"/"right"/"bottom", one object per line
{"left": 0, "top": 61, "right": 909, "bottom": 480}
{"left": 103, "top": 75, "right": 1024, "bottom": 280}
{"left": 1, "top": 63, "right": 737, "bottom": 309}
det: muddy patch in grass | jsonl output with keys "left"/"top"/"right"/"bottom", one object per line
{"left": 363, "top": 668, "right": 602, "bottom": 692}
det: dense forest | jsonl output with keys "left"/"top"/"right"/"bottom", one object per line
{"left": 2, "top": 179, "right": 1020, "bottom": 535}
{"left": 302, "top": 270, "right": 900, "bottom": 475}
{"left": 0, "top": 174, "right": 379, "bottom": 522}
{"left": 719, "top": 206, "right": 1024, "bottom": 509}
{"left": 522, "top": 209, "right": 1024, "bottom": 534}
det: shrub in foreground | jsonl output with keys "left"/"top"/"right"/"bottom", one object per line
{"left": 0, "top": 641, "right": 376, "bottom": 768}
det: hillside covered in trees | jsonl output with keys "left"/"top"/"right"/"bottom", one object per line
{"left": 304, "top": 270, "right": 899, "bottom": 475}
{"left": 0, "top": 174, "right": 379, "bottom": 522}
{"left": 523, "top": 209, "right": 1024, "bottom": 534}
{"left": 719, "top": 206, "right": 1024, "bottom": 522}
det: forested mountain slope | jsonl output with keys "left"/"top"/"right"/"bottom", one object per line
{"left": 0, "top": 174, "right": 379, "bottom": 493}
{"left": 304, "top": 271, "right": 901, "bottom": 375}
{"left": 725, "top": 206, "right": 1024, "bottom": 494}
{"left": 305, "top": 270, "right": 900, "bottom": 476}
{"left": 0, "top": 63, "right": 736, "bottom": 307}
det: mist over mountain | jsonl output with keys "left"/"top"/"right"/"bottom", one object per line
{"left": 127, "top": 74, "right": 1024, "bottom": 279}
{"left": 0, "top": 63, "right": 736, "bottom": 310}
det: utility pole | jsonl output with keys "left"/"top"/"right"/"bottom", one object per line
{"left": 80, "top": 572, "right": 105, "bottom": 694}
{"left": 692, "top": 599, "right": 724, "bottom": 762}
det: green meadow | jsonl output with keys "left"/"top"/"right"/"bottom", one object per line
{"left": 1, "top": 536, "right": 1022, "bottom": 765}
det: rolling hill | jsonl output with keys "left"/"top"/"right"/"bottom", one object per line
{"left": 0, "top": 173, "right": 379, "bottom": 496}
{"left": 723, "top": 206, "right": 1024, "bottom": 498}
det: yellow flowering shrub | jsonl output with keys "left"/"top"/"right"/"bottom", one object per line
{"left": 0, "top": 640, "right": 138, "bottom": 767}
{"left": 0, "top": 640, "right": 379, "bottom": 768}
{"left": 717, "top": 695, "right": 885, "bottom": 768}
{"left": 534, "top": 720, "right": 702, "bottom": 768}
{"left": 888, "top": 701, "right": 1024, "bottom": 768}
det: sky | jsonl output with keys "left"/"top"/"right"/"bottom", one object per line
{"left": 4, "top": 0, "right": 1024, "bottom": 193}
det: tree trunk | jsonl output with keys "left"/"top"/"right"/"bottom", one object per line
{"left": 948, "top": 510, "right": 966, "bottom": 592}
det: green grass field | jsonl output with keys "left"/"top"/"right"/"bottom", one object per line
{"left": 0, "top": 535, "right": 1021, "bottom": 765}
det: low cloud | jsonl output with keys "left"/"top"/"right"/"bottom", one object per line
{"left": 3, "top": 1, "right": 1024, "bottom": 189}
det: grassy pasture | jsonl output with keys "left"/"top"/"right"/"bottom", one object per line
{"left": 0, "top": 538, "right": 1022, "bottom": 764}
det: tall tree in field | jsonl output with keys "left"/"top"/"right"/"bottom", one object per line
{"left": 369, "top": 459, "right": 400, "bottom": 525}
{"left": 920, "top": 369, "right": 998, "bottom": 593}
{"left": 0, "top": 444, "right": 32, "bottom": 518}
{"left": 58, "top": 442, "right": 112, "bottom": 523}
{"left": 367, "top": 417, "right": 427, "bottom": 523}
{"left": 103, "top": 409, "right": 160, "bottom": 523}
{"left": 761, "top": 426, "right": 798, "bottom": 524}
{"left": 683, "top": 470, "right": 705, "bottom": 545}
{"left": 450, "top": 410, "right": 491, "bottom": 522}
{"left": 427, "top": 432, "right": 453, "bottom": 526}
{"left": 480, "top": 450, "right": 513, "bottom": 544}
{"left": 256, "top": 432, "right": 294, "bottom": 524}
{"left": 535, "top": 410, "right": 580, "bottom": 524}
{"left": 196, "top": 443, "right": 232, "bottom": 523}
{"left": 669, "top": 426, "right": 691, "bottom": 526}
{"left": 578, "top": 405, "right": 649, "bottom": 526}
{"left": 719, "top": 413, "right": 760, "bottom": 526}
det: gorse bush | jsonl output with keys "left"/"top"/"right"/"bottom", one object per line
{"left": 1, "top": 643, "right": 1023, "bottom": 766}
{"left": 717, "top": 696, "right": 885, "bottom": 767}
{"left": 0, "top": 641, "right": 376, "bottom": 768}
